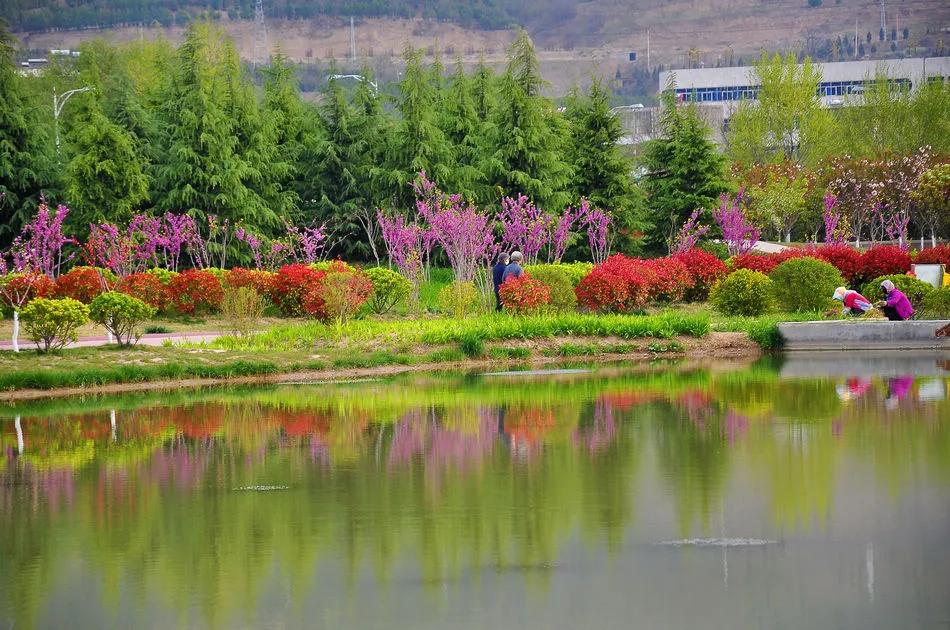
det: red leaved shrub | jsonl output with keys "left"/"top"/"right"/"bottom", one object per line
{"left": 640, "top": 257, "right": 694, "bottom": 302}
{"left": 499, "top": 274, "right": 552, "bottom": 314}
{"left": 575, "top": 257, "right": 652, "bottom": 313}
{"left": 672, "top": 248, "right": 728, "bottom": 301}
{"left": 54, "top": 266, "right": 106, "bottom": 303}
{"left": 168, "top": 269, "right": 224, "bottom": 314}
{"left": 859, "top": 246, "right": 912, "bottom": 284}
{"left": 303, "top": 270, "right": 373, "bottom": 322}
{"left": 914, "top": 245, "right": 950, "bottom": 266}
{"left": 118, "top": 272, "right": 170, "bottom": 310}
{"left": 807, "top": 244, "right": 863, "bottom": 283}
{"left": 226, "top": 267, "right": 275, "bottom": 296}
{"left": 730, "top": 249, "right": 807, "bottom": 275}
{"left": 0, "top": 272, "right": 55, "bottom": 309}
{"left": 268, "top": 264, "right": 324, "bottom": 316}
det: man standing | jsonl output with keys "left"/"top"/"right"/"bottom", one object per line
{"left": 492, "top": 252, "right": 510, "bottom": 311}
{"left": 503, "top": 251, "right": 524, "bottom": 282}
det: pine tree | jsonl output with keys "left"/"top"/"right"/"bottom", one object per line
{"left": 154, "top": 23, "right": 275, "bottom": 234}
{"left": 483, "top": 30, "right": 572, "bottom": 210}
{"left": 641, "top": 80, "right": 729, "bottom": 252}
{"left": 0, "top": 24, "right": 53, "bottom": 242}
{"left": 383, "top": 46, "right": 456, "bottom": 208}
{"left": 260, "top": 51, "right": 307, "bottom": 222}
{"left": 566, "top": 79, "right": 645, "bottom": 251}
{"left": 64, "top": 99, "right": 149, "bottom": 232}
{"left": 441, "top": 62, "right": 486, "bottom": 200}
{"left": 471, "top": 59, "right": 496, "bottom": 122}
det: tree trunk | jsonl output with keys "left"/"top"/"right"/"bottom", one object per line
{"left": 106, "top": 317, "right": 114, "bottom": 344}
{"left": 11, "top": 310, "right": 19, "bottom": 353}
{"left": 932, "top": 230, "right": 937, "bottom": 249}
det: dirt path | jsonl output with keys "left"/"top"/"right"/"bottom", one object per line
{"left": 0, "top": 332, "right": 224, "bottom": 350}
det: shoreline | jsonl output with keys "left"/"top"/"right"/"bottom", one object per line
{"left": 0, "top": 332, "right": 760, "bottom": 402}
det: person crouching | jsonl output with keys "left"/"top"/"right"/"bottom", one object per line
{"left": 876, "top": 279, "right": 914, "bottom": 321}
{"left": 832, "top": 286, "right": 873, "bottom": 317}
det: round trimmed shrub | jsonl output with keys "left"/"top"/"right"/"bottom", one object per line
{"left": 364, "top": 267, "right": 411, "bottom": 314}
{"left": 673, "top": 248, "right": 729, "bottom": 301}
{"left": 769, "top": 257, "right": 844, "bottom": 312}
{"left": 89, "top": 291, "right": 157, "bottom": 346}
{"left": 438, "top": 281, "right": 479, "bottom": 318}
{"left": 526, "top": 266, "right": 576, "bottom": 312}
{"left": 920, "top": 287, "right": 950, "bottom": 319}
{"left": 859, "top": 246, "right": 912, "bottom": 284}
{"left": 168, "top": 269, "right": 224, "bottom": 315}
{"left": 20, "top": 297, "right": 89, "bottom": 352}
{"left": 118, "top": 272, "right": 170, "bottom": 310}
{"left": 499, "top": 275, "right": 552, "bottom": 314}
{"left": 54, "top": 266, "right": 108, "bottom": 303}
{"left": 525, "top": 262, "right": 593, "bottom": 287}
{"left": 575, "top": 270, "right": 632, "bottom": 313}
{"left": 861, "top": 274, "right": 935, "bottom": 308}
{"left": 640, "top": 257, "right": 693, "bottom": 302}
{"left": 710, "top": 269, "right": 773, "bottom": 316}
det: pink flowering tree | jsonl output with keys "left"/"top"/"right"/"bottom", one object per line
{"left": 547, "top": 206, "right": 575, "bottom": 263}
{"left": 284, "top": 222, "right": 328, "bottom": 264}
{"left": 671, "top": 208, "right": 710, "bottom": 254}
{"left": 83, "top": 222, "right": 138, "bottom": 285}
{"left": 576, "top": 199, "right": 612, "bottom": 264}
{"left": 498, "top": 195, "right": 551, "bottom": 265}
{"left": 378, "top": 211, "right": 426, "bottom": 306}
{"left": 713, "top": 190, "right": 760, "bottom": 256}
{"left": 822, "top": 193, "right": 850, "bottom": 245}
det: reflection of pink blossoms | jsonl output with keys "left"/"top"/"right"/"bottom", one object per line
{"left": 572, "top": 400, "right": 618, "bottom": 453}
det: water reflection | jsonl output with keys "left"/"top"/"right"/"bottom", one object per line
{"left": 1, "top": 361, "right": 950, "bottom": 629}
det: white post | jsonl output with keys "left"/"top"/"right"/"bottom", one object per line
{"left": 110, "top": 409, "right": 117, "bottom": 442}
{"left": 15, "top": 415, "right": 23, "bottom": 455}
{"left": 11, "top": 310, "right": 20, "bottom": 353}
{"left": 106, "top": 317, "right": 114, "bottom": 345}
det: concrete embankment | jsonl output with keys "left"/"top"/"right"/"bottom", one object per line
{"left": 777, "top": 320, "right": 950, "bottom": 351}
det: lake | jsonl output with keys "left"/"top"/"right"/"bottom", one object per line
{"left": 2, "top": 357, "right": 950, "bottom": 629}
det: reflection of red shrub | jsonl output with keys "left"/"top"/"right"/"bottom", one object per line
{"left": 55, "top": 267, "right": 105, "bottom": 303}
{"left": 169, "top": 269, "right": 224, "bottom": 314}
{"left": 119, "top": 273, "right": 170, "bottom": 310}
{"left": 808, "top": 244, "right": 863, "bottom": 283}
{"left": 500, "top": 274, "right": 551, "bottom": 314}
{"left": 860, "top": 246, "right": 912, "bottom": 283}
{"left": 226, "top": 267, "right": 275, "bottom": 295}
{"left": 672, "top": 249, "right": 728, "bottom": 301}
{"left": 914, "top": 245, "right": 950, "bottom": 266}
{"left": 268, "top": 264, "right": 324, "bottom": 316}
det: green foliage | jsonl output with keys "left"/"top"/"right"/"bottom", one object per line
{"left": 710, "top": 269, "right": 774, "bottom": 316}
{"left": 365, "top": 267, "right": 411, "bottom": 314}
{"left": 89, "top": 291, "right": 157, "bottom": 346}
{"left": 640, "top": 78, "right": 729, "bottom": 251}
{"left": 458, "top": 332, "right": 486, "bottom": 358}
{"left": 727, "top": 52, "right": 837, "bottom": 167}
{"left": 861, "top": 274, "right": 936, "bottom": 308}
{"left": 220, "top": 286, "right": 266, "bottom": 337}
{"left": 524, "top": 262, "right": 593, "bottom": 287}
{"left": 769, "top": 257, "right": 844, "bottom": 312}
{"left": 20, "top": 298, "right": 90, "bottom": 352}
{"left": 920, "top": 288, "right": 950, "bottom": 319}
{"left": 524, "top": 266, "right": 576, "bottom": 312}
{"left": 488, "top": 346, "right": 531, "bottom": 359}
{"left": 438, "top": 281, "right": 480, "bottom": 318}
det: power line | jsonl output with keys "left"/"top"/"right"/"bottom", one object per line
{"left": 252, "top": 0, "right": 269, "bottom": 67}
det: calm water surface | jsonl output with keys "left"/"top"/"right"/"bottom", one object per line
{"left": 2, "top": 358, "right": 950, "bottom": 629}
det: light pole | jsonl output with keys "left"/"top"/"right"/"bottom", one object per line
{"left": 328, "top": 73, "right": 378, "bottom": 95}
{"left": 53, "top": 85, "right": 92, "bottom": 154}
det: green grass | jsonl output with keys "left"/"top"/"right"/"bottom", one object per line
{"left": 0, "top": 359, "right": 280, "bottom": 391}
{"left": 712, "top": 311, "right": 826, "bottom": 350}
{"left": 487, "top": 346, "right": 532, "bottom": 360}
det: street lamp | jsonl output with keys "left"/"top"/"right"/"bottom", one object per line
{"left": 53, "top": 85, "right": 92, "bottom": 154}
{"left": 328, "top": 73, "right": 378, "bottom": 95}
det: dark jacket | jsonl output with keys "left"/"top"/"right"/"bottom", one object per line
{"left": 502, "top": 263, "right": 524, "bottom": 282}
{"left": 492, "top": 262, "right": 507, "bottom": 293}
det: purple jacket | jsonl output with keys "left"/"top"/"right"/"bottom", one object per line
{"left": 885, "top": 288, "right": 914, "bottom": 320}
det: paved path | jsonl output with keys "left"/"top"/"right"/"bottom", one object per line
{"left": 0, "top": 332, "right": 224, "bottom": 351}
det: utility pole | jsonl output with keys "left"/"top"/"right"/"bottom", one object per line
{"left": 252, "top": 0, "right": 269, "bottom": 67}
{"left": 646, "top": 28, "right": 651, "bottom": 73}
{"left": 53, "top": 85, "right": 92, "bottom": 155}
{"left": 855, "top": 19, "right": 859, "bottom": 57}
{"left": 349, "top": 16, "right": 357, "bottom": 60}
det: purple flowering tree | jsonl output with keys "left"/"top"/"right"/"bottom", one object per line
{"left": 498, "top": 195, "right": 551, "bottom": 265}
{"left": 576, "top": 199, "right": 612, "bottom": 265}
{"left": 418, "top": 193, "right": 494, "bottom": 283}
{"left": 284, "top": 222, "right": 328, "bottom": 264}
{"left": 546, "top": 206, "right": 575, "bottom": 264}
{"left": 822, "top": 193, "right": 850, "bottom": 245}
{"left": 378, "top": 211, "right": 425, "bottom": 306}
{"left": 713, "top": 190, "right": 760, "bottom": 256}
{"left": 671, "top": 208, "right": 710, "bottom": 254}
{"left": 10, "top": 202, "right": 75, "bottom": 278}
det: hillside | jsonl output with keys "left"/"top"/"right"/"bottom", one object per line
{"left": 9, "top": 0, "right": 950, "bottom": 95}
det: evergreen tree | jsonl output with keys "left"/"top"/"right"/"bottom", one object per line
{"left": 383, "top": 46, "right": 455, "bottom": 208}
{"left": 483, "top": 30, "right": 571, "bottom": 210}
{"left": 441, "top": 62, "right": 486, "bottom": 199}
{"left": 0, "top": 23, "right": 53, "bottom": 242}
{"left": 64, "top": 99, "right": 149, "bottom": 232}
{"left": 641, "top": 80, "right": 729, "bottom": 252}
{"left": 471, "top": 59, "right": 496, "bottom": 122}
{"left": 260, "top": 51, "right": 307, "bottom": 222}
{"left": 154, "top": 23, "right": 276, "bottom": 233}
{"left": 566, "top": 79, "right": 645, "bottom": 251}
